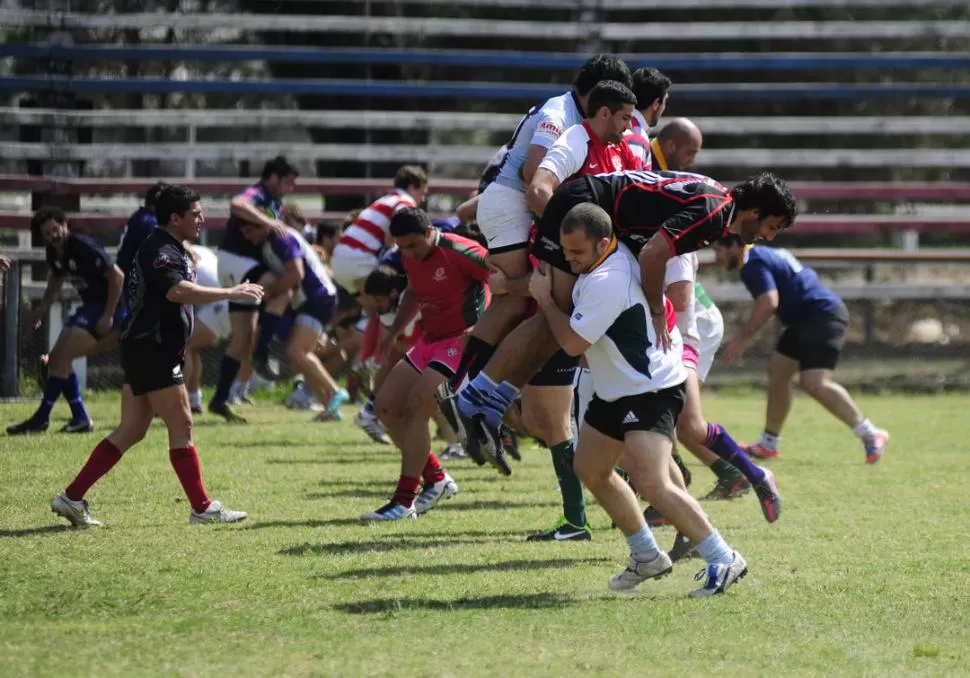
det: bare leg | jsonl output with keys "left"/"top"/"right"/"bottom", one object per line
{"left": 766, "top": 352, "right": 799, "bottom": 434}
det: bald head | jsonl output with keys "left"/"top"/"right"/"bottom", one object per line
{"left": 656, "top": 117, "right": 703, "bottom": 171}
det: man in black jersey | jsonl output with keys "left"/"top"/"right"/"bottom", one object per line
{"left": 7, "top": 207, "right": 125, "bottom": 436}
{"left": 209, "top": 155, "right": 298, "bottom": 422}
{"left": 456, "top": 169, "right": 796, "bottom": 469}
{"left": 50, "top": 185, "right": 263, "bottom": 528}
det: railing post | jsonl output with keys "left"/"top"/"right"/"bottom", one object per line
{"left": 3, "top": 262, "right": 21, "bottom": 397}
{"left": 864, "top": 263, "right": 876, "bottom": 344}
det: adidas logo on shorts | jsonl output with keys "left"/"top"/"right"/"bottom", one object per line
{"left": 623, "top": 411, "right": 639, "bottom": 424}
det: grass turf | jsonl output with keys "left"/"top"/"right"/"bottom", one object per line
{"left": 1, "top": 391, "right": 968, "bottom": 676}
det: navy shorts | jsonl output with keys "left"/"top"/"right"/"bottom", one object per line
{"left": 276, "top": 294, "right": 336, "bottom": 343}
{"left": 529, "top": 349, "right": 580, "bottom": 387}
{"left": 66, "top": 303, "right": 128, "bottom": 338}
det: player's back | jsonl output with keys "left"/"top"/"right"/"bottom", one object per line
{"left": 624, "top": 110, "right": 652, "bottom": 169}
{"left": 742, "top": 246, "right": 841, "bottom": 325}
{"left": 587, "top": 170, "right": 731, "bottom": 254}
{"left": 264, "top": 228, "right": 337, "bottom": 303}
{"left": 224, "top": 182, "right": 280, "bottom": 258}
{"left": 339, "top": 190, "right": 417, "bottom": 255}
{"left": 402, "top": 232, "right": 489, "bottom": 341}
{"left": 494, "top": 91, "right": 584, "bottom": 193}
{"left": 117, "top": 207, "right": 157, "bottom": 274}
{"left": 48, "top": 232, "right": 111, "bottom": 304}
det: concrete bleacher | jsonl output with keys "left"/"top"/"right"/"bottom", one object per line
{"left": 2, "top": 0, "right": 969, "bottom": 242}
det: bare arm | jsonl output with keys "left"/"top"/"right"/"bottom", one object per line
{"left": 230, "top": 196, "right": 283, "bottom": 230}
{"left": 385, "top": 292, "right": 420, "bottom": 342}
{"left": 102, "top": 264, "right": 125, "bottom": 316}
{"left": 525, "top": 168, "right": 560, "bottom": 217}
{"left": 39, "top": 273, "right": 65, "bottom": 314}
{"left": 638, "top": 234, "right": 673, "bottom": 316}
{"left": 166, "top": 280, "right": 263, "bottom": 306}
{"left": 262, "top": 259, "right": 304, "bottom": 298}
{"left": 520, "top": 144, "right": 550, "bottom": 186}
{"left": 529, "top": 267, "right": 589, "bottom": 357}
{"left": 737, "top": 290, "right": 779, "bottom": 341}
{"left": 487, "top": 268, "right": 532, "bottom": 298}
{"left": 456, "top": 194, "right": 481, "bottom": 223}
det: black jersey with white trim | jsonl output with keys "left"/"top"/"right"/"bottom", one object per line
{"left": 585, "top": 170, "right": 734, "bottom": 256}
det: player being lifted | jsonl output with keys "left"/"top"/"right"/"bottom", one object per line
{"left": 51, "top": 185, "right": 261, "bottom": 527}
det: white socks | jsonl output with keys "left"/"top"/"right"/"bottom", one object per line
{"left": 853, "top": 418, "right": 878, "bottom": 439}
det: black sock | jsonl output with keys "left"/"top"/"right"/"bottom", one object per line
{"left": 710, "top": 458, "right": 742, "bottom": 481}
{"left": 453, "top": 336, "right": 496, "bottom": 386}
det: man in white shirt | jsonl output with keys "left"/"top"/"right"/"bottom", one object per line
{"left": 528, "top": 202, "right": 748, "bottom": 598}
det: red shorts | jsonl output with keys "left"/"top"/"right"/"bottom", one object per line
{"left": 405, "top": 335, "right": 464, "bottom": 377}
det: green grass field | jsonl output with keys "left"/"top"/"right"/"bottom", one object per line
{"left": 1, "top": 392, "right": 968, "bottom": 677}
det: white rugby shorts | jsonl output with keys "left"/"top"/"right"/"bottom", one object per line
{"left": 477, "top": 182, "right": 533, "bottom": 253}
{"left": 330, "top": 243, "right": 379, "bottom": 292}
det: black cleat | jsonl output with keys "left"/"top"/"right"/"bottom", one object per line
{"left": 7, "top": 417, "right": 49, "bottom": 436}
{"left": 643, "top": 505, "right": 669, "bottom": 528}
{"left": 60, "top": 418, "right": 94, "bottom": 434}
{"left": 502, "top": 427, "right": 521, "bottom": 461}
{"left": 701, "top": 474, "right": 752, "bottom": 501}
{"left": 527, "top": 518, "right": 592, "bottom": 542}
{"left": 208, "top": 400, "right": 247, "bottom": 424}
{"left": 252, "top": 355, "right": 280, "bottom": 382}
{"left": 476, "top": 415, "right": 512, "bottom": 476}
{"left": 669, "top": 531, "right": 699, "bottom": 563}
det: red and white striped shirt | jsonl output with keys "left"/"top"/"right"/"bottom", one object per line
{"left": 338, "top": 189, "right": 417, "bottom": 255}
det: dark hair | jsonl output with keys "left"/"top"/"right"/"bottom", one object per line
{"left": 560, "top": 203, "right": 613, "bottom": 241}
{"left": 155, "top": 185, "right": 202, "bottom": 227}
{"left": 389, "top": 206, "right": 431, "bottom": 237}
{"left": 316, "top": 222, "right": 342, "bottom": 244}
{"left": 574, "top": 54, "right": 633, "bottom": 95}
{"left": 586, "top": 80, "right": 638, "bottom": 119}
{"left": 393, "top": 165, "right": 428, "bottom": 191}
{"left": 260, "top": 155, "right": 299, "bottom": 181}
{"left": 31, "top": 206, "right": 66, "bottom": 231}
{"left": 453, "top": 223, "right": 488, "bottom": 247}
{"left": 731, "top": 172, "right": 798, "bottom": 229}
{"left": 717, "top": 233, "right": 744, "bottom": 248}
{"left": 145, "top": 181, "right": 169, "bottom": 209}
{"left": 342, "top": 208, "right": 363, "bottom": 228}
{"left": 631, "top": 68, "right": 672, "bottom": 110}
{"left": 363, "top": 264, "right": 407, "bottom": 298}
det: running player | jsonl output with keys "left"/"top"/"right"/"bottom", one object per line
{"left": 209, "top": 155, "right": 298, "bottom": 422}
{"left": 7, "top": 207, "right": 125, "bottom": 435}
{"left": 184, "top": 244, "right": 229, "bottom": 414}
{"left": 362, "top": 207, "right": 490, "bottom": 520}
{"left": 715, "top": 236, "right": 890, "bottom": 463}
{"left": 529, "top": 203, "right": 747, "bottom": 596}
{"left": 625, "top": 68, "right": 672, "bottom": 168}
{"left": 456, "top": 170, "right": 794, "bottom": 508}
{"left": 330, "top": 165, "right": 428, "bottom": 296}
{"left": 50, "top": 185, "right": 261, "bottom": 527}
{"left": 451, "top": 54, "right": 632, "bottom": 392}
{"left": 241, "top": 222, "right": 346, "bottom": 421}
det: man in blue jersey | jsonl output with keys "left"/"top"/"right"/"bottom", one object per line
{"left": 715, "top": 236, "right": 889, "bottom": 463}
{"left": 7, "top": 207, "right": 125, "bottom": 435}
{"left": 116, "top": 181, "right": 169, "bottom": 275}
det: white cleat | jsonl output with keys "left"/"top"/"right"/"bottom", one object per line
{"left": 414, "top": 474, "right": 459, "bottom": 515}
{"left": 354, "top": 410, "right": 391, "bottom": 444}
{"left": 608, "top": 551, "right": 674, "bottom": 591}
{"left": 190, "top": 500, "right": 247, "bottom": 524}
{"left": 51, "top": 491, "right": 103, "bottom": 528}
{"left": 361, "top": 501, "right": 417, "bottom": 521}
{"left": 689, "top": 551, "right": 749, "bottom": 598}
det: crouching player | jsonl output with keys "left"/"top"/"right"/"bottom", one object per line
{"left": 51, "top": 186, "right": 260, "bottom": 527}
{"left": 241, "top": 222, "right": 346, "bottom": 421}
{"left": 530, "top": 204, "right": 747, "bottom": 597}
{"left": 363, "top": 207, "right": 490, "bottom": 520}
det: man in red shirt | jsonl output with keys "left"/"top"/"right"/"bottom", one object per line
{"left": 363, "top": 207, "right": 491, "bottom": 521}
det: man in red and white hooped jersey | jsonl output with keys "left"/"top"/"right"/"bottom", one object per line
{"left": 526, "top": 80, "right": 642, "bottom": 217}
{"left": 330, "top": 165, "right": 429, "bottom": 295}
{"left": 625, "top": 68, "right": 672, "bottom": 170}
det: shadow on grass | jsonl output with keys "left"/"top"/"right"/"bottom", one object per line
{"left": 244, "top": 518, "right": 366, "bottom": 530}
{"left": 267, "top": 457, "right": 398, "bottom": 466}
{"left": 305, "top": 489, "right": 390, "bottom": 500}
{"left": 0, "top": 525, "right": 71, "bottom": 538}
{"left": 334, "top": 592, "right": 577, "bottom": 614}
{"left": 320, "top": 557, "right": 611, "bottom": 580}
{"left": 280, "top": 538, "right": 484, "bottom": 556}
{"left": 434, "top": 499, "right": 558, "bottom": 511}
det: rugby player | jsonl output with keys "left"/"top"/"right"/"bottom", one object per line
{"left": 529, "top": 203, "right": 747, "bottom": 596}
{"left": 625, "top": 68, "right": 672, "bottom": 168}
{"left": 715, "top": 236, "right": 890, "bottom": 463}
{"left": 50, "top": 185, "right": 260, "bottom": 527}
{"left": 363, "top": 207, "right": 490, "bottom": 520}
{"left": 330, "top": 165, "right": 428, "bottom": 296}
{"left": 241, "top": 222, "right": 346, "bottom": 421}
{"left": 7, "top": 207, "right": 125, "bottom": 435}
{"left": 456, "top": 169, "right": 795, "bottom": 511}
{"left": 116, "top": 181, "right": 168, "bottom": 275}
{"left": 209, "top": 156, "right": 298, "bottom": 422}
{"left": 449, "top": 54, "right": 632, "bottom": 392}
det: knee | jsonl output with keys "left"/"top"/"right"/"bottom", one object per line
{"left": 676, "top": 415, "right": 708, "bottom": 447}
{"left": 48, "top": 346, "right": 73, "bottom": 374}
{"left": 573, "top": 454, "right": 607, "bottom": 487}
{"left": 800, "top": 375, "right": 826, "bottom": 398}
{"left": 286, "top": 342, "right": 307, "bottom": 365}
{"left": 375, "top": 390, "right": 400, "bottom": 423}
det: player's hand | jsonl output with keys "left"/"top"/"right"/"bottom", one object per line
{"left": 722, "top": 337, "right": 748, "bottom": 365}
{"left": 528, "top": 266, "right": 552, "bottom": 302}
{"left": 95, "top": 313, "right": 113, "bottom": 337}
{"left": 487, "top": 266, "right": 508, "bottom": 295}
{"left": 652, "top": 311, "right": 672, "bottom": 352}
{"left": 30, "top": 307, "right": 46, "bottom": 330}
{"left": 229, "top": 282, "right": 264, "bottom": 303}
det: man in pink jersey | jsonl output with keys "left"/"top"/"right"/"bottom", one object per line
{"left": 362, "top": 207, "right": 491, "bottom": 521}
{"left": 330, "top": 165, "right": 429, "bottom": 297}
